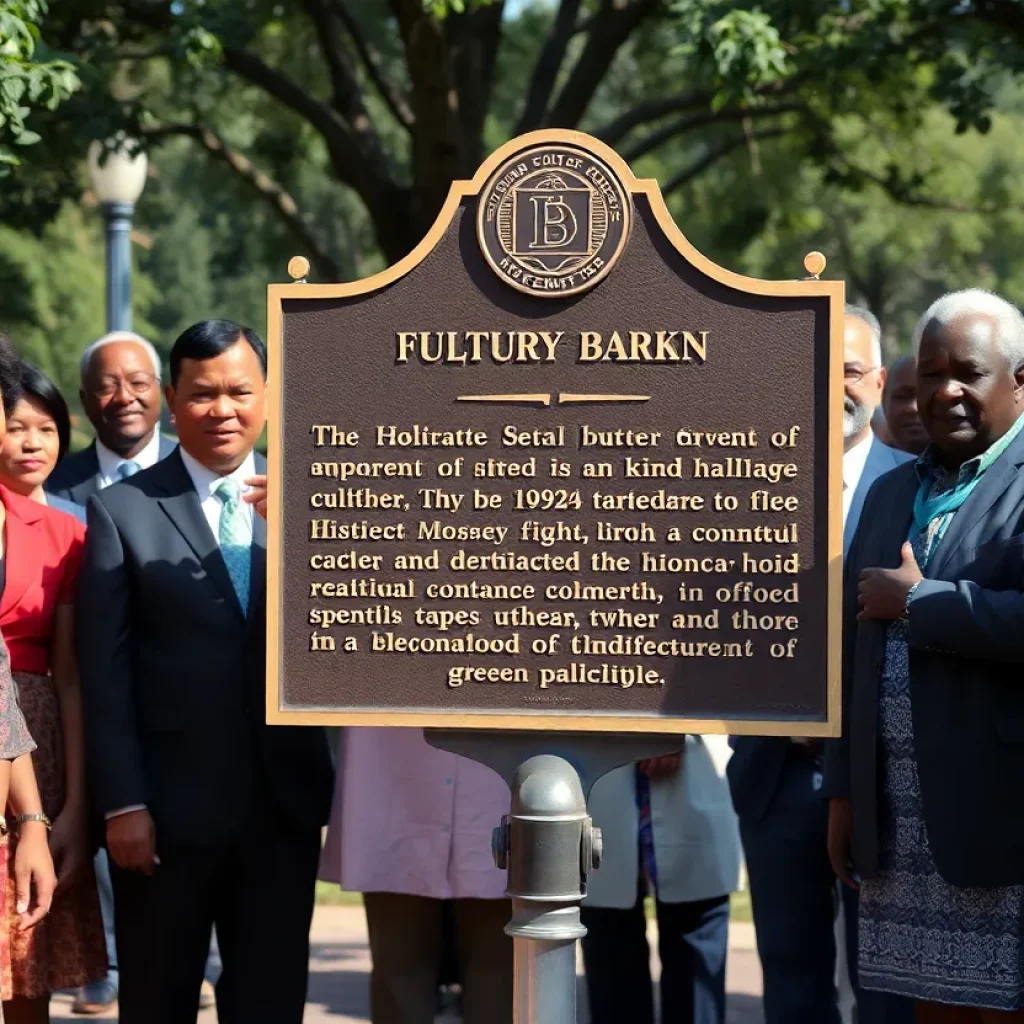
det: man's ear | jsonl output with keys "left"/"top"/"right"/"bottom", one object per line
{"left": 1014, "top": 361, "right": 1024, "bottom": 398}
{"left": 164, "top": 384, "right": 176, "bottom": 412}
{"left": 876, "top": 366, "right": 887, "bottom": 399}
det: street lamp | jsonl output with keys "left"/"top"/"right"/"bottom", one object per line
{"left": 87, "top": 136, "right": 148, "bottom": 333}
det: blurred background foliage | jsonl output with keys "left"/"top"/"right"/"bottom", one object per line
{"left": 1, "top": 0, "right": 1023, "bottom": 439}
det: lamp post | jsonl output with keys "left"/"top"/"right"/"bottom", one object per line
{"left": 87, "top": 136, "right": 148, "bottom": 333}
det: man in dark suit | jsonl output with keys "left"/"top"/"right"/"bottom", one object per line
{"left": 47, "top": 331, "right": 178, "bottom": 1014}
{"left": 77, "top": 320, "right": 334, "bottom": 1024}
{"left": 728, "top": 305, "right": 914, "bottom": 1024}
{"left": 46, "top": 331, "right": 177, "bottom": 506}
{"left": 827, "top": 292, "right": 1024, "bottom": 1018}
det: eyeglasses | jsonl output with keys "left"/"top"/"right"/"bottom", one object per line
{"left": 844, "top": 366, "right": 881, "bottom": 385}
{"left": 92, "top": 374, "right": 158, "bottom": 399}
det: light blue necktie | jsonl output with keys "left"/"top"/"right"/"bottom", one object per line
{"left": 215, "top": 479, "right": 251, "bottom": 615}
{"left": 118, "top": 461, "right": 140, "bottom": 480}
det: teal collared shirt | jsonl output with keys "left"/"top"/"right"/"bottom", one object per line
{"left": 912, "top": 412, "right": 1024, "bottom": 566}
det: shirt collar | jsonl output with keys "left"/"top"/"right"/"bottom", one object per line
{"left": 178, "top": 447, "right": 256, "bottom": 504}
{"left": 915, "top": 411, "right": 1024, "bottom": 486}
{"left": 95, "top": 430, "right": 163, "bottom": 480}
{"left": 843, "top": 431, "right": 874, "bottom": 490}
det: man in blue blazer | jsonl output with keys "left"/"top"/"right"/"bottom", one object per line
{"left": 46, "top": 331, "right": 177, "bottom": 507}
{"left": 728, "top": 305, "right": 914, "bottom": 1024}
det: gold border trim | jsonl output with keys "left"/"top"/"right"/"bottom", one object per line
{"left": 266, "top": 128, "right": 845, "bottom": 737}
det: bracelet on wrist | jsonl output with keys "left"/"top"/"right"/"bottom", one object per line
{"left": 14, "top": 813, "right": 51, "bottom": 832}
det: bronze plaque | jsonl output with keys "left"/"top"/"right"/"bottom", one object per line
{"left": 266, "top": 130, "right": 844, "bottom": 735}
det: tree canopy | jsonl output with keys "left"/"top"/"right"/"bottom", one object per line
{"left": 1, "top": 0, "right": 1024, "bottom": 409}
{"left": 9, "top": 0, "right": 1024, "bottom": 271}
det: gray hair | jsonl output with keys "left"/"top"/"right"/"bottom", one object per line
{"left": 911, "top": 289, "right": 1024, "bottom": 369}
{"left": 845, "top": 303, "right": 883, "bottom": 367}
{"left": 80, "top": 331, "right": 162, "bottom": 383}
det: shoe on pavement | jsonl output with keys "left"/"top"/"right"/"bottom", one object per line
{"left": 72, "top": 979, "right": 118, "bottom": 1015}
{"left": 199, "top": 979, "right": 216, "bottom": 1010}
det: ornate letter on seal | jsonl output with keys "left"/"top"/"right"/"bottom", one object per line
{"left": 476, "top": 139, "right": 631, "bottom": 297}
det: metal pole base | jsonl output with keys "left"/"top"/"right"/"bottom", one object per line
{"left": 427, "top": 731, "right": 682, "bottom": 1024}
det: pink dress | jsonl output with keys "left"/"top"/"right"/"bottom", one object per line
{"left": 320, "top": 727, "right": 509, "bottom": 900}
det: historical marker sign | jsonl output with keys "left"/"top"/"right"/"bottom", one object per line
{"left": 266, "top": 130, "right": 844, "bottom": 735}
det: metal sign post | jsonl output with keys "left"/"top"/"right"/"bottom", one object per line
{"left": 427, "top": 731, "right": 683, "bottom": 1023}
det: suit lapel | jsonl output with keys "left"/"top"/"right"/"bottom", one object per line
{"left": 929, "top": 435, "right": 1024, "bottom": 577}
{"left": 154, "top": 450, "right": 244, "bottom": 620}
{"left": 880, "top": 469, "right": 918, "bottom": 566}
{"left": 69, "top": 444, "right": 101, "bottom": 507}
{"left": 844, "top": 439, "right": 888, "bottom": 557}
{"left": 247, "top": 509, "right": 266, "bottom": 630}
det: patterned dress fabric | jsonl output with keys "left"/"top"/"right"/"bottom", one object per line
{"left": 858, "top": 435, "right": 1024, "bottom": 1011}
{"left": 0, "top": 633, "right": 33, "bottom": 764}
{"left": 2, "top": 671, "right": 105, "bottom": 999}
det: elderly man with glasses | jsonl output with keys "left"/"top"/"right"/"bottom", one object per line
{"left": 727, "top": 305, "right": 914, "bottom": 1024}
{"left": 46, "top": 332, "right": 177, "bottom": 504}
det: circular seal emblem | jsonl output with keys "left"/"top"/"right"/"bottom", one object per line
{"left": 477, "top": 141, "right": 631, "bottom": 297}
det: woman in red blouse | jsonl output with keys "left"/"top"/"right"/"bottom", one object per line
{"left": 0, "top": 362, "right": 104, "bottom": 1022}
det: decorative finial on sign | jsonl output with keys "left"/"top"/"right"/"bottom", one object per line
{"left": 287, "top": 256, "right": 310, "bottom": 283}
{"left": 803, "top": 251, "right": 827, "bottom": 280}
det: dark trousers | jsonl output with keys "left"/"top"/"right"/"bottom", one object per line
{"left": 364, "top": 893, "right": 512, "bottom": 1024}
{"left": 740, "top": 753, "right": 913, "bottom": 1024}
{"left": 438, "top": 900, "right": 460, "bottom": 987}
{"left": 111, "top": 824, "right": 321, "bottom": 1024}
{"left": 581, "top": 888, "right": 730, "bottom": 1024}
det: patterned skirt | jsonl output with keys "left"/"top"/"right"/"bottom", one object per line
{"left": 1, "top": 671, "right": 106, "bottom": 999}
{"left": 858, "top": 622, "right": 1024, "bottom": 1010}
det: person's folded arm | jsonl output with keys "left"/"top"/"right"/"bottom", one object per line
{"left": 77, "top": 495, "right": 148, "bottom": 815}
{"left": 908, "top": 579, "right": 1024, "bottom": 664}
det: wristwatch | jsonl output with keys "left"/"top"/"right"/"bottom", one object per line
{"left": 14, "top": 813, "right": 51, "bottom": 831}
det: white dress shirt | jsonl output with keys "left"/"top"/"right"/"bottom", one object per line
{"left": 842, "top": 431, "right": 874, "bottom": 529}
{"left": 179, "top": 448, "right": 256, "bottom": 547}
{"left": 95, "top": 430, "right": 163, "bottom": 489}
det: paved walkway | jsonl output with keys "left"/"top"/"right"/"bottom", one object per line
{"left": 50, "top": 906, "right": 765, "bottom": 1022}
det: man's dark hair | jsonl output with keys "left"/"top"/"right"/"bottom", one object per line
{"left": 169, "top": 320, "right": 267, "bottom": 387}
{"left": 18, "top": 363, "right": 72, "bottom": 462}
{"left": 0, "top": 334, "right": 23, "bottom": 415}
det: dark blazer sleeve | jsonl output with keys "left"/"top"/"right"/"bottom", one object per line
{"left": 77, "top": 494, "right": 148, "bottom": 815}
{"left": 908, "top": 577, "right": 1024, "bottom": 663}
{"left": 822, "top": 486, "right": 874, "bottom": 799}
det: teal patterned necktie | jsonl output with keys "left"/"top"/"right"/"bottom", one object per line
{"left": 215, "top": 479, "right": 250, "bottom": 615}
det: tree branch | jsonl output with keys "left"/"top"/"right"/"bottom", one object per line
{"left": 301, "top": 0, "right": 367, "bottom": 118}
{"left": 326, "top": 0, "right": 415, "bottom": 130}
{"left": 515, "top": 0, "right": 583, "bottom": 134}
{"left": 662, "top": 129, "right": 790, "bottom": 196}
{"left": 221, "top": 46, "right": 398, "bottom": 200}
{"left": 447, "top": 1, "right": 507, "bottom": 167}
{"left": 142, "top": 122, "right": 342, "bottom": 280}
{"left": 595, "top": 92, "right": 709, "bottom": 146}
{"left": 545, "top": 0, "right": 660, "bottom": 129}
{"left": 621, "top": 103, "right": 806, "bottom": 162}
{"left": 388, "top": 0, "right": 463, "bottom": 230}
